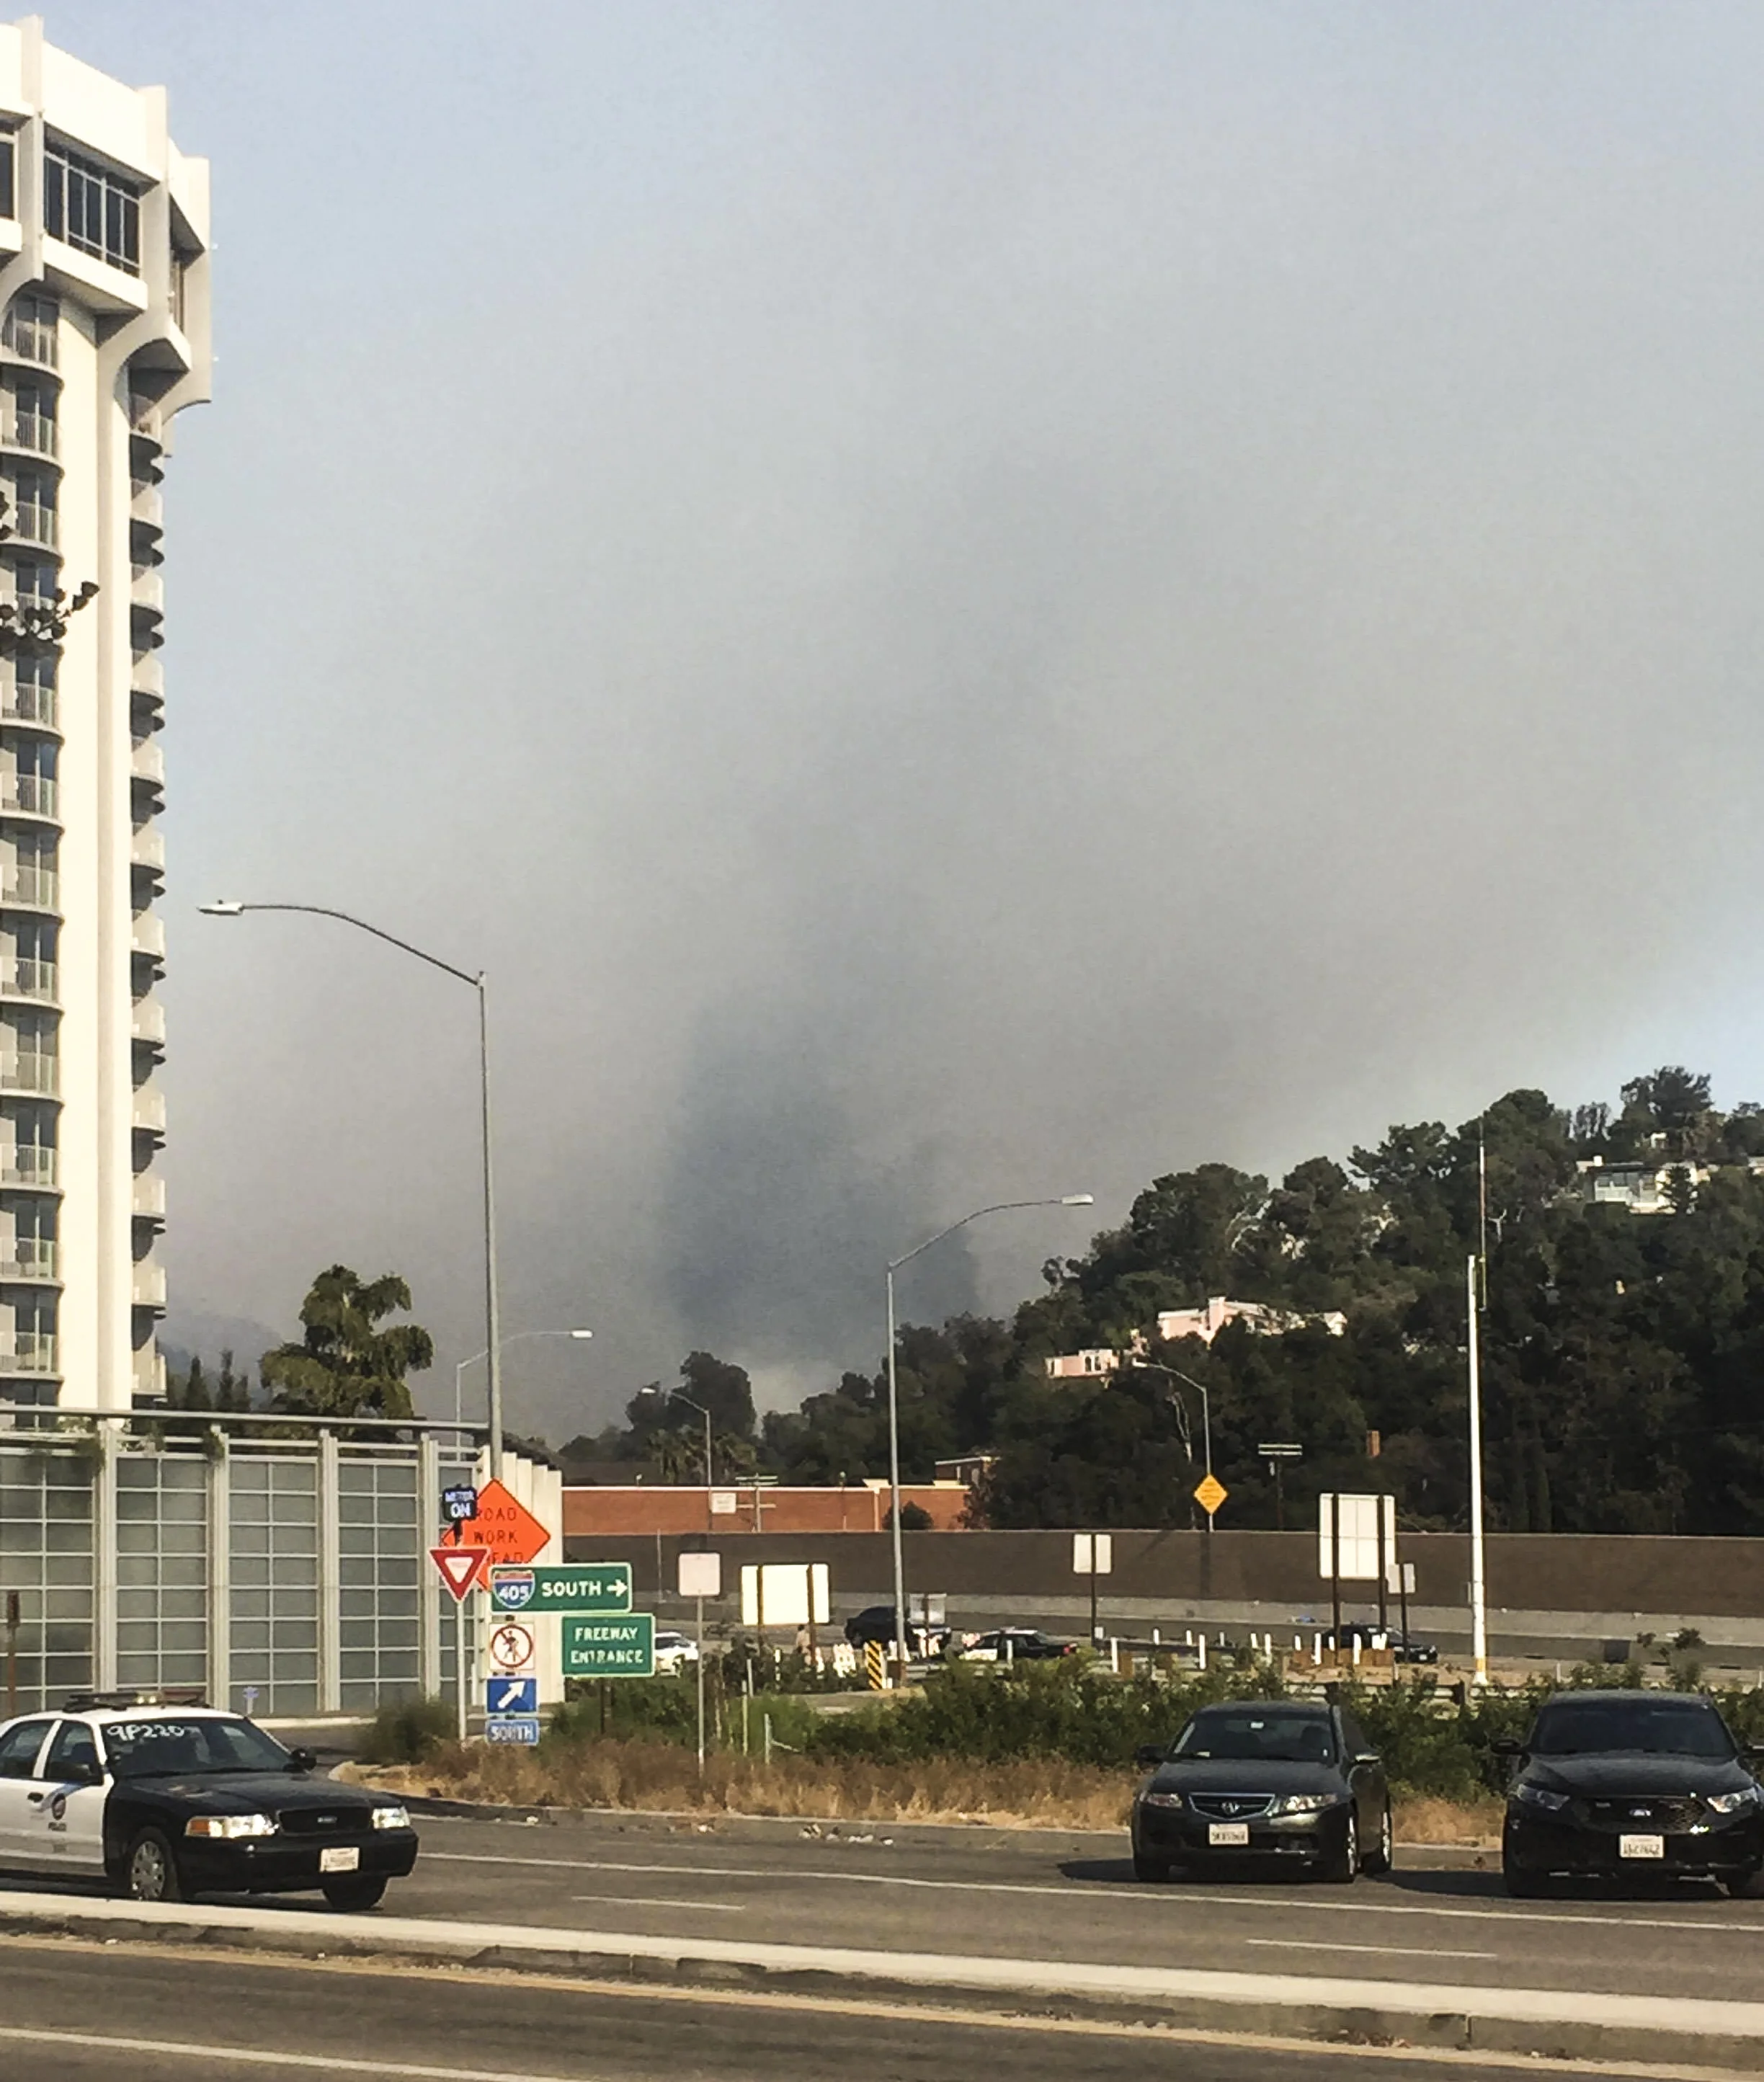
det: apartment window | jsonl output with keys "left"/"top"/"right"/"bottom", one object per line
{"left": 169, "top": 246, "right": 188, "bottom": 331}
{"left": 43, "top": 141, "right": 140, "bottom": 276}
{"left": 11, "top": 473, "right": 54, "bottom": 550}
{"left": 0, "top": 133, "right": 15, "bottom": 221}
{"left": 13, "top": 383, "right": 55, "bottom": 458}
{"left": 1, "top": 296, "right": 57, "bottom": 368}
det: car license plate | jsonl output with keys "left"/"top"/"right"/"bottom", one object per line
{"left": 1208, "top": 1823, "right": 1250, "bottom": 1846}
{"left": 1619, "top": 1833, "right": 1665, "bottom": 1860}
{"left": 319, "top": 1845, "right": 360, "bottom": 1874}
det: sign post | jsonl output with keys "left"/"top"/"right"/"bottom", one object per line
{"left": 1398, "top": 1559, "right": 1416, "bottom": 1649}
{"left": 1257, "top": 1441, "right": 1303, "bottom": 1531}
{"left": 677, "top": 1551, "right": 722, "bottom": 1773}
{"left": 1072, "top": 1532, "right": 1113, "bottom": 1645}
{"left": 4, "top": 1588, "right": 17, "bottom": 1720}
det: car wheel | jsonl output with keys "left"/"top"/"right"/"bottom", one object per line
{"left": 124, "top": 1827, "right": 184, "bottom": 1904}
{"left": 1322, "top": 1811, "right": 1358, "bottom": 1884}
{"left": 322, "top": 1874, "right": 388, "bottom": 1912}
{"left": 1503, "top": 1859, "right": 1553, "bottom": 1899}
{"left": 1131, "top": 1851, "right": 1171, "bottom": 1883}
{"left": 1362, "top": 1802, "right": 1394, "bottom": 1877}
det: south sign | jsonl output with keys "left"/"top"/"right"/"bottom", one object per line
{"left": 489, "top": 1564, "right": 633, "bottom": 1616}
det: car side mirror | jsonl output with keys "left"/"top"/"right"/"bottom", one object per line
{"left": 1490, "top": 1738, "right": 1523, "bottom": 1759}
{"left": 1134, "top": 1745, "right": 1165, "bottom": 1770}
{"left": 1352, "top": 1752, "right": 1381, "bottom": 1767}
{"left": 288, "top": 1747, "right": 317, "bottom": 1774}
{"left": 1746, "top": 1743, "right": 1764, "bottom": 1762}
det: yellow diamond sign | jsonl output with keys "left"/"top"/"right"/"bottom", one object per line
{"left": 1193, "top": 1473, "right": 1228, "bottom": 1517}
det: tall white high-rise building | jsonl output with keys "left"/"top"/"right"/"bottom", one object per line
{"left": 0, "top": 20, "right": 210, "bottom": 1415}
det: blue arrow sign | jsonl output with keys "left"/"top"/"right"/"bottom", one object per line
{"left": 485, "top": 1714, "right": 541, "bottom": 1745}
{"left": 486, "top": 1675, "right": 538, "bottom": 1716}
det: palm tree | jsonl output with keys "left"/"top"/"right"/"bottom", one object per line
{"left": 260, "top": 1265, "right": 434, "bottom": 1420}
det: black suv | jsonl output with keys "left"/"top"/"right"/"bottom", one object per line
{"left": 1500, "top": 1689, "right": 1764, "bottom": 1897}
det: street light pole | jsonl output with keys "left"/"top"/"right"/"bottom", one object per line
{"left": 638, "top": 1385, "right": 715, "bottom": 1488}
{"left": 1466, "top": 1253, "right": 1489, "bottom": 1686}
{"left": 455, "top": 1327, "right": 594, "bottom": 1432}
{"left": 1131, "top": 1361, "right": 1214, "bottom": 1531}
{"left": 200, "top": 899, "right": 508, "bottom": 1475}
{"left": 885, "top": 1195, "right": 1094, "bottom": 1678}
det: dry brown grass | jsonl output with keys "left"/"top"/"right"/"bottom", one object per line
{"left": 344, "top": 1739, "right": 1502, "bottom": 1843}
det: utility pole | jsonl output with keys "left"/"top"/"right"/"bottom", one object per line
{"left": 1467, "top": 1254, "right": 1489, "bottom": 1686}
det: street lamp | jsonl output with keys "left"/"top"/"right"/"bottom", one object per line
{"left": 455, "top": 1328, "right": 594, "bottom": 1432}
{"left": 638, "top": 1384, "right": 715, "bottom": 1487}
{"left": 200, "top": 899, "right": 509, "bottom": 1477}
{"left": 885, "top": 1194, "right": 1094, "bottom": 1676}
{"left": 1128, "top": 1360, "right": 1216, "bottom": 1532}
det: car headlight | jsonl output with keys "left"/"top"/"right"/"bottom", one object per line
{"left": 1706, "top": 1787, "right": 1762, "bottom": 1815}
{"left": 371, "top": 1805, "right": 411, "bottom": 1830}
{"left": 1514, "top": 1783, "right": 1569, "bottom": 1812}
{"left": 185, "top": 1812, "right": 277, "bottom": 1840}
{"left": 1270, "top": 1793, "right": 1341, "bottom": 1815}
{"left": 1139, "top": 1791, "right": 1183, "bottom": 1809}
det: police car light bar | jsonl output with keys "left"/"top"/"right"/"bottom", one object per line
{"left": 62, "top": 1686, "right": 209, "bottom": 1711}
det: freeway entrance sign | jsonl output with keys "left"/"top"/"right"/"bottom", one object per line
{"left": 489, "top": 1563, "right": 633, "bottom": 1616}
{"left": 562, "top": 1613, "right": 656, "bottom": 1678}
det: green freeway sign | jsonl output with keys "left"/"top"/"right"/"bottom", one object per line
{"left": 563, "top": 1613, "right": 655, "bottom": 1678}
{"left": 489, "top": 1563, "right": 633, "bottom": 1616}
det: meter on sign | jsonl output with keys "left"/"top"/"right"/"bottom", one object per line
{"left": 489, "top": 1621, "right": 535, "bottom": 1673}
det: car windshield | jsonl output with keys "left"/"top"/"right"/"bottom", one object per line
{"left": 1530, "top": 1699, "right": 1734, "bottom": 1758}
{"left": 101, "top": 1716, "right": 295, "bottom": 1780}
{"left": 1172, "top": 1712, "right": 1335, "bottom": 1765}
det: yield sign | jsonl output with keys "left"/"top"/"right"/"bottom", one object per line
{"left": 429, "top": 1544, "right": 491, "bottom": 1603}
{"left": 456, "top": 1479, "right": 551, "bottom": 1566}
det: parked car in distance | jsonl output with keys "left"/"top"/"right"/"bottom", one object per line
{"left": 1131, "top": 1699, "right": 1391, "bottom": 1884}
{"left": 1500, "top": 1689, "right": 1764, "bottom": 1898}
{"left": 953, "top": 1629, "right": 1077, "bottom": 1663}
{"left": 653, "top": 1631, "right": 700, "bottom": 1673}
{"left": 842, "top": 1606, "right": 950, "bottom": 1657}
{"left": 1332, "top": 1622, "right": 1438, "bottom": 1665}
{"left": 0, "top": 1690, "right": 418, "bottom": 1909}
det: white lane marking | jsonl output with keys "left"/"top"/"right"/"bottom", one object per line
{"left": 0, "top": 2024, "right": 578, "bottom": 2081}
{"left": 568, "top": 1894, "right": 741, "bottom": 1913}
{"left": 423, "top": 1852, "right": 1764, "bottom": 1939}
{"left": 1244, "top": 1939, "right": 1496, "bottom": 1960}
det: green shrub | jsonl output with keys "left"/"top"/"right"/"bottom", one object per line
{"left": 358, "top": 1693, "right": 455, "bottom": 1765}
{"left": 555, "top": 1676, "right": 700, "bottom": 1745}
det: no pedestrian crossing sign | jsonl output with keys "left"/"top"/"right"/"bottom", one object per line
{"left": 563, "top": 1613, "right": 656, "bottom": 1678}
{"left": 489, "top": 1563, "right": 632, "bottom": 1616}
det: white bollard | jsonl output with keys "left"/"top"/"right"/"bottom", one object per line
{"left": 1197, "top": 1634, "right": 1208, "bottom": 1673}
{"left": 1353, "top": 1636, "right": 1362, "bottom": 1665}
{"left": 1152, "top": 1627, "right": 1161, "bottom": 1645}
{"left": 1110, "top": 1637, "right": 1120, "bottom": 1676}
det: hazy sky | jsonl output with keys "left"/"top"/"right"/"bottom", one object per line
{"left": 44, "top": 1, "right": 1764, "bottom": 1433}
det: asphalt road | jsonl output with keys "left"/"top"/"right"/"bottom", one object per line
{"left": 298, "top": 1810, "right": 1764, "bottom": 2005}
{"left": 0, "top": 1935, "right": 1696, "bottom": 2081}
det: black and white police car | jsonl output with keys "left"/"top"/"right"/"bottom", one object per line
{"left": 0, "top": 1689, "right": 419, "bottom": 1909}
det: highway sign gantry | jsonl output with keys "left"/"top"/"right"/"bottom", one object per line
{"left": 562, "top": 1613, "right": 656, "bottom": 1678}
{"left": 489, "top": 1563, "right": 632, "bottom": 1616}
{"left": 429, "top": 1544, "right": 491, "bottom": 1603}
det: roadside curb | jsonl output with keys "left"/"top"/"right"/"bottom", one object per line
{"left": 1, "top": 1890, "right": 1758, "bottom": 2073}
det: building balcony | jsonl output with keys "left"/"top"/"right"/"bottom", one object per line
{"left": 9, "top": 504, "right": 57, "bottom": 551}
{"left": 130, "top": 996, "right": 165, "bottom": 1046}
{"left": 131, "top": 825, "right": 164, "bottom": 874}
{"left": 1, "top": 682, "right": 58, "bottom": 731}
{"left": 0, "top": 414, "right": 58, "bottom": 462}
{"left": 130, "top": 481, "right": 162, "bottom": 528}
{"left": 132, "top": 1171, "right": 166, "bottom": 1220}
{"left": 131, "top": 1260, "right": 166, "bottom": 1310}
{"left": 0, "top": 956, "right": 55, "bottom": 1002}
{"left": 132, "top": 1342, "right": 166, "bottom": 1402}
{"left": 3, "top": 1145, "right": 57, "bottom": 1188}
{"left": 130, "top": 911, "right": 166, "bottom": 962}
{"left": 0, "top": 1331, "right": 57, "bottom": 1374}
{"left": 0, "top": 774, "right": 57, "bottom": 819}
{"left": 130, "top": 567, "right": 164, "bottom": 616}
{"left": 1, "top": 304, "right": 57, "bottom": 369}
{"left": 0, "top": 866, "right": 58, "bottom": 912}
{"left": 131, "top": 1085, "right": 166, "bottom": 1135}
{"left": 1, "top": 1055, "right": 57, "bottom": 1096}
{"left": 0, "top": 1238, "right": 56, "bottom": 1281}
{"left": 131, "top": 739, "right": 164, "bottom": 788}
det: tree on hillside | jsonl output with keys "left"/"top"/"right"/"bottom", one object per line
{"left": 259, "top": 1265, "right": 433, "bottom": 1420}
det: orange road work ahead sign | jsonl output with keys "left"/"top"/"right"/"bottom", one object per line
{"left": 456, "top": 1479, "right": 551, "bottom": 1566}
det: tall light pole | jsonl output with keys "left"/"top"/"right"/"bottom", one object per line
{"left": 1466, "top": 1253, "right": 1489, "bottom": 1686}
{"left": 1130, "top": 1360, "right": 1214, "bottom": 1531}
{"left": 200, "top": 899, "right": 509, "bottom": 1477}
{"left": 638, "top": 1384, "right": 715, "bottom": 1487}
{"left": 886, "top": 1195, "right": 1094, "bottom": 1676}
{"left": 455, "top": 1328, "right": 594, "bottom": 1432}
